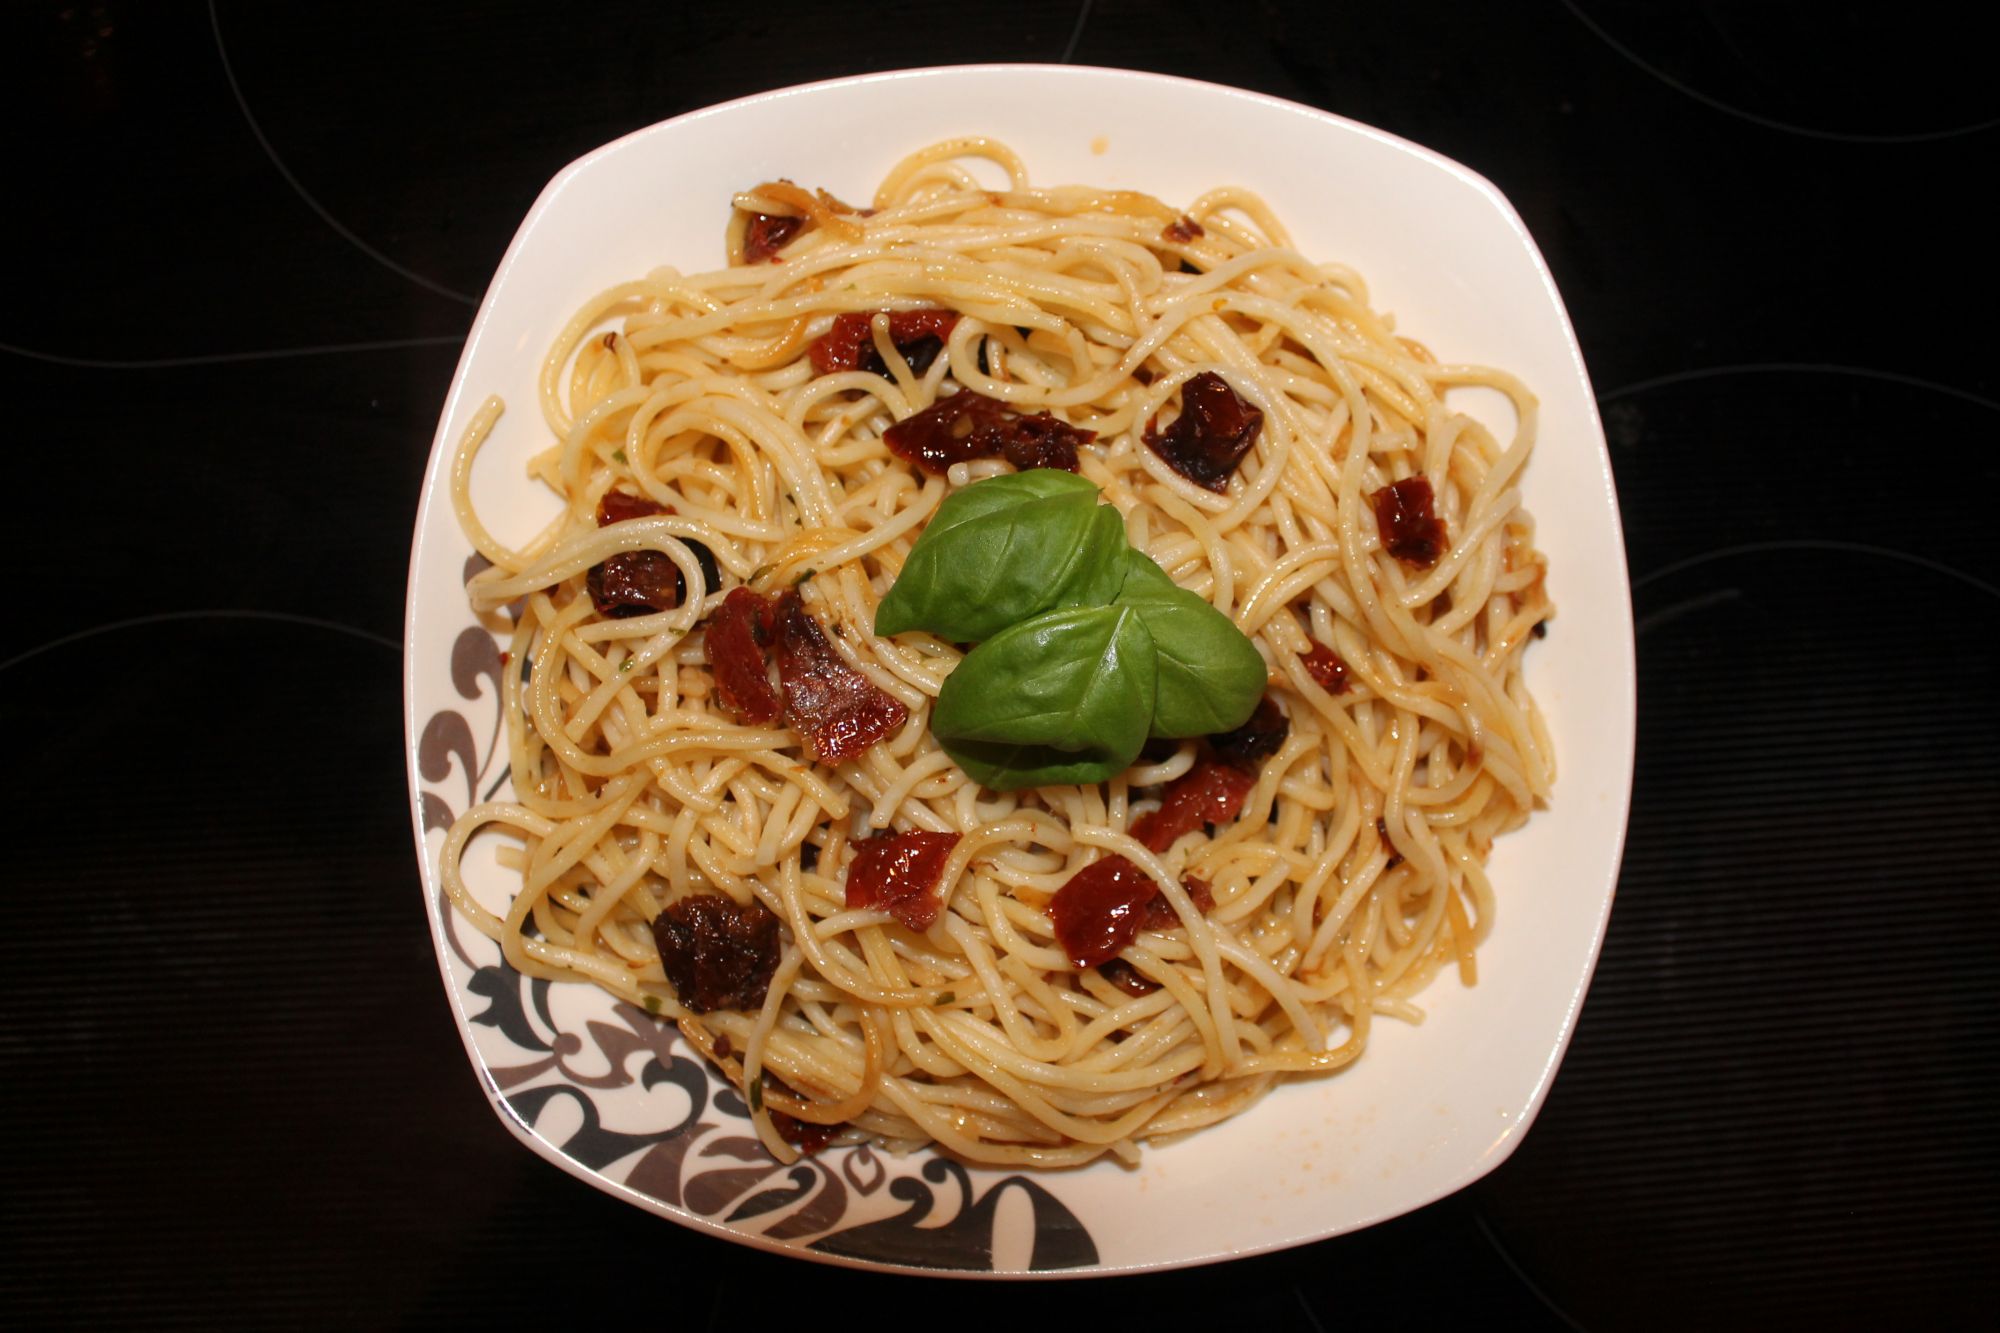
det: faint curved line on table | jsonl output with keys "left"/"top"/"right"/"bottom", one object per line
{"left": 207, "top": 0, "right": 479, "bottom": 306}
{"left": 1557, "top": 0, "right": 2000, "bottom": 145}
{"left": 1632, "top": 539, "right": 2000, "bottom": 603}
{"left": 1596, "top": 362, "right": 2000, "bottom": 415}
{"left": 1059, "top": 0, "right": 1095, "bottom": 63}
{"left": 0, "top": 335, "right": 464, "bottom": 370}
{"left": 699, "top": 1275, "right": 726, "bottom": 1333}
{"left": 1470, "top": 1205, "right": 1592, "bottom": 1333}
{"left": 1633, "top": 586, "right": 1742, "bottom": 638}
{"left": 1, "top": 609, "right": 401, "bottom": 675}
{"left": 1290, "top": 1284, "right": 1333, "bottom": 1333}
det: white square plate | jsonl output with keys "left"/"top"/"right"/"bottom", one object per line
{"left": 404, "top": 64, "right": 1634, "bottom": 1276}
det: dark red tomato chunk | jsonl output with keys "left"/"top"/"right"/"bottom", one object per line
{"left": 596, "top": 491, "right": 670, "bottom": 525}
{"left": 1371, "top": 476, "right": 1448, "bottom": 566}
{"left": 587, "top": 552, "right": 681, "bottom": 618}
{"left": 1209, "top": 695, "right": 1289, "bottom": 771}
{"left": 1130, "top": 760, "right": 1257, "bottom": 853}
{"left": 882, "top": 389, "right": 1092, "bottom": 474}
{"left": 770, "top": 590, "right": 909, "bottom": 764}
{"left": 770, "top": 1108, "right": 844, "bottom": 1154}
{"left": 707, "top": 588, "right": 907, "bottom": 764}
{"left": 1052, "top": 855, "right": 1214, "bottom": 968}
{"left": 764, "top": 1074, "right": 845, "bottom": 1153}
{"left": 652, "top": 893, "right": 780, "bottom": 1012}
{"left": 1142, "top": 372, "right": 1263, "bottom": 492}
{"left": 1302, "top": 642, "right": 1350, "bottom": 693}
{"left": 1052, "top": 855, "right": 1159, "bottom": 968}
{"left": 1162, "top": 216, "right": 1205, "bottom": 243}
{"left": 588, "top": 491, "right": 721, "bottom": 615}
{"left": 809, "top": 308, "right": 962, "bottom": 376}
{"left": 590, "top": 491, "right": 676, "bottom": 617}
{"left": 743, "top": 212, "right": 805, "bottom": 263}
{"left": 844, "top": 829, "right": 962, "bottom": 930}
{"left": 993, "top": 413, "right": 1093, "bottom": 471}
{"left": 705, "top": 587, "right": 783, "bottom": 724}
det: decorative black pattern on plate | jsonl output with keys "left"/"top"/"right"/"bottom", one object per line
{"left": 505, "top": 1081, "right": 696, "bottom": 1171}
{"left": 811, "top": 1158, "right": 1100, "bottom": 1272}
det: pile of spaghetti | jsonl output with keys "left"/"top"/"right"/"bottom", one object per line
{"left": 440, "top": 139, "right": 1553, "bottom": 1168}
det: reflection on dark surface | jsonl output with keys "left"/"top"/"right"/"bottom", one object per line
{"left": 1563, "top": 0, "right": 2000, "bottom": 139}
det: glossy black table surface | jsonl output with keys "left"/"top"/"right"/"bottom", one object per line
{"left": 7, "top": 2, "right": 1994, "bottom": 1326}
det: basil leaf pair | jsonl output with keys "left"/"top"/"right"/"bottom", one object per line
{"left": 880, "top": 468, "right": 1268, "bottom": 791}
{"left": 932, "top": 604, "right": 1158, "bottom": 789}
{"left": 874, "top": 470, "right": 1126, "bottom": 642}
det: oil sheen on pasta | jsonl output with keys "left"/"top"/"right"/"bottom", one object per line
{"left": 439, "top": 139, "right": 1554, "bottom": 1168}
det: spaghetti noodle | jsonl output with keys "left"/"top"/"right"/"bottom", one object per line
{"left": 438, "top": 138, "right": 1554, "bottom": 1167}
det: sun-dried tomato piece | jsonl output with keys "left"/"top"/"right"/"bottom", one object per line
{"left": 770, "top": 590, "right": 909, "bottom": 764}
{"left": 995, "top": 413, "right": 1091, "bottom": 471}
{"left": 1052, "top": 855, "right": 1160, "bottom": 968}
{"left": 1302, "top": 642, "right": 1350, "bottom": 693}
{"left": 743, "top": 212, "right": 805, "bottom": 263}
{"left": 809, "top": 308, "right": 962, "bottom": 376}
{"left": 590, "top": 491, "right": 677, "bottom": 617}
{"left": 844, "top": 829, "right": 962, "bottom": 930}
{"left": 1142, "top": 372, "right": 1263, "bottom": 492}
{"left": 1053, "top": 855, "right": 1214, "bottom": 969}
{"left": 1371, "top": 476, "right": 1449, "bottom": 566}
{"left": 596, "top": 491, "right": 669, "bottom": 525}
{"left": 707, "top": 588, "right": 905, "bottom": 764}
{"left": 588, "top": 491, "right": 721, "bottom": 615}
{"left": 1209, "top": 695, "right": 1289, "bottom": 771}
{"left": 705, "top": 587, "right": 783, "bottom": 724}
{"left": 763, "top": 1073, "right": 845, "bottom": 1153}
{"left": 881, "top": 389, "right": 1092, "bottom": 474}
{"left": 587, "top": 551, "right": 683, "bottom": 618}
{"left": 1129, "top": 761, "right": 1257, "bottom": 853}
{"left": 651, "top": 893, "right": 780, "bottom": 1013}
{"left": 769, "top": 1108, "right": 844, "bottom": 1154}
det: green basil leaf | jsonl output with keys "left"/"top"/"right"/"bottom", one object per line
{"left": 1114, "top": 549, "right": 1267, "bottom": 738}
{"left": 1072, "top": 503, "right": 1136, "bottom": 603}
{"left": 933, "top": 604, "right": 1157, "bottom": 790}
{"left": 1114, "top": 546, "right": 1183, "bottom": 599}
{"left": 910, "top": 468, "right": 1100, "bottom": 541}
{"left": 875, "top": 474, "right": 1127, "bottom": 642}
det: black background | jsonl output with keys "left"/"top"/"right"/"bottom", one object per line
{"left": 5, "top": 2, "right": 1995, "bottom": 1326}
